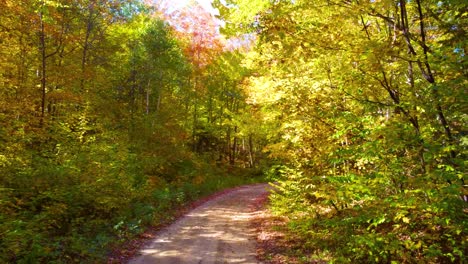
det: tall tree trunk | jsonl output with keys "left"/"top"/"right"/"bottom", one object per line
{"left": 396, "top": 1, "right": 427, "bottom": 172}
{"left": 248, "top": 133, "right": 255, "bottom": 168}
{"left": 81, "top": 1, "right": 95, "bottom": 92}
{"left": 39, "top": 4, "right": 47, "bottom": 126}
{"left": 226, "top": 127, "right": 232, "bottom": 164}
{"left": 192, "top": 76, "right": 198, "bottom": 152}
{"left": 414, "top": 0, "right": 454, "bottom": 157}
{"left": 146, "top": 84, "right": 150, "bottom": 115}
{"left": 400, "top": 0, "right": 454, "bottom": 154}
{"left": 231, "top": 125, "right": 238, "bottom": 166}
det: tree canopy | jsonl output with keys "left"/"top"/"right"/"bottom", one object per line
{"left": 0, "top": 0, "right": 466, "bottom": 262}
{"left": 225, "top": 0, "right": 466, "bottom": 262}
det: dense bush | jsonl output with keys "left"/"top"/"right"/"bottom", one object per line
{"left": 268, "top": 163, "right": 466, "bottom": 263}
{"left": 0, "top": 130, "right": 261, "bottom": 263}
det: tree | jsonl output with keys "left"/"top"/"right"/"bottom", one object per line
{"left": 221, "top": 0, "right": 467, "bottom": 262}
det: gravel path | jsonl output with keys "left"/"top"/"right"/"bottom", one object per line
{"left": 128, "top": 184, "right": 270, "bottom": 264}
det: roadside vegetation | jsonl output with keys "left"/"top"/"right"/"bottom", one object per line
{"left": 1, "top": 0, "right": 465, "bottom": 263}
{"left": 223, "top": 0, "right": 466, "bottom": 262}
{"left": 0, "top": 1, "right": 264, "bottom": 262}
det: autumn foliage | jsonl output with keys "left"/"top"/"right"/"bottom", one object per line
{"left": 1, "top": 0, "right": 465, "bottom": 262}
{"left": 226, "top": 0, "right": 466, "bottom": 262}
{"left": 0, "top": 0, "right": 262, "bottom": 262}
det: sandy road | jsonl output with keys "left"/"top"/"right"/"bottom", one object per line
{"left": 128, "top": 184, "right": 270, "bottom": 264}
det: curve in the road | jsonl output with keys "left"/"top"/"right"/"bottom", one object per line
{"left": 129, "top": 184, "right": 270, "bottom": 264}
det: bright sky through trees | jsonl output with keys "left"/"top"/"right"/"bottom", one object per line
{"left": 170, "top": 0, "right": 219, "bottom": 15}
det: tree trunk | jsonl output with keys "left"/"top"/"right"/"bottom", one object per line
{"left": 39, "top": 5, "right": 46, "bottom": 125}
{"left": 248, "top": 134, "right": 255, "bottom": 168}
{"left": 414, "top": 0, "right": 454, "bottom": 156}
{"left": 231, "top": 125, "right": 238, "bottom": 166}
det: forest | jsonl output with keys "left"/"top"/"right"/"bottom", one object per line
{"left": 0, "top": 0, "right": 466, "bottom": 263}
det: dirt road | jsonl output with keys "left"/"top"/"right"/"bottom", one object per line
{"left": 128, "top": 184, "right": 270, "bottom": 264}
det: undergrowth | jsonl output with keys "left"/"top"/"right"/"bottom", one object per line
{"left": 266, "top": 165, "right": 467, "bottom": 264}
{"left": 0, "top": 135, "right": 264, "bottom": 263}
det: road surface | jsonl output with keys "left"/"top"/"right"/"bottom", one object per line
{"left": 129, "top": 184, "right": 270, "bottom": 264}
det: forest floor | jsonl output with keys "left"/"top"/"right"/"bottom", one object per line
{"left": 251, "top": 193, "right": 327, "bottom": 264}
{"left": 109, "top": 183, "right": 277, "bottom": 264}
{"left": 251, "top": 191, "right": 302, "bottom": 264}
